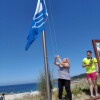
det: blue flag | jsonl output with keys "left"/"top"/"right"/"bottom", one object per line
{"left": 25, "top": 0, "right": 48, "bottom": 51}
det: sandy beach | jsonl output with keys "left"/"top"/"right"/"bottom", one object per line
{"left": 1, "top": 91, "right": 40, "bottom": 100}
{"left": 0, "top": 81, "right": 80, "bottom": 100}
{"left": 1, "top": 78, "right": 100, "bottom": 100}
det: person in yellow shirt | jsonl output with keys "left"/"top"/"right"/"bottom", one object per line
{"left": 82, "top": 50, "right": 99, "bottom": 98}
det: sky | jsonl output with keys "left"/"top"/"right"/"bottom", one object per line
{"left": 0, "top": 0, "right": 100, "bottom": 86}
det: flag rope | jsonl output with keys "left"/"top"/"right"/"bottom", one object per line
{"left": 48, "top": 17, "right": 55, "bottom": 55}
{"left": 47, "top": 0, "right": 59, "bottom": 55}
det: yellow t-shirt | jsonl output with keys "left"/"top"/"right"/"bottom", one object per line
{"left": 82, "top": 57, "right": 97, "bottom": 73}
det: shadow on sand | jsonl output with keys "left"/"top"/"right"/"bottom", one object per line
{"left": 82, "top": 85, "right": 100, "bottom": 95}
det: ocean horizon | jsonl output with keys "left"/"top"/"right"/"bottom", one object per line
{"left": 0, "top": 82, "right": 58, "bottom": 93}
{"left": 0, "top": 80, "right": 78, "bottom": 93}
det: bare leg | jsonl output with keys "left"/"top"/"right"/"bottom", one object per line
{"left": 92, "top": 79, "right": 99, "bottom": 96}
{"left": 87, "top": 78, "right": 95, "bottom": 97}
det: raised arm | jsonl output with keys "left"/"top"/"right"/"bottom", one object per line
{"left": 54, "top": 56, "right": 60, "bottom": 66}
{"left": 57, "top": 56, "right": 70, "bottom": 68}
{"left": 60, "top": 62, "right": 70, "bottom": 67}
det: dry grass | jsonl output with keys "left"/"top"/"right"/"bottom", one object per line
{"left": 14, "top": 77, "right": 100, "bottom": 100}
{"left": 14, "top": 94, "right": 44, "bottom": 100}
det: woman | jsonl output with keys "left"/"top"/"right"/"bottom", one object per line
{"left": 54, "top": 55, "right": 72, "bottom": 100}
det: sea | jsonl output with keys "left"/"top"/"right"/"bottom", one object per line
{"left": 0, "top": 81, "right": 78, "bottom": 93}
{"left": 0, "top": 82, "right": 58, "bottom": 93}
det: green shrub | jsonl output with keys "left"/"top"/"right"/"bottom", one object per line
{"left": 38, "top": 72, "right": 53, "bottom": 100}
{"left": 72, "top": 85, "right": 83, "bottom": 95}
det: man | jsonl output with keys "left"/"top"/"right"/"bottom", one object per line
{"left": 82, "top": 50, "right": 99, "bottom": 98}
{"left": 54, "top": 55, "right": 72, "bottom": 100}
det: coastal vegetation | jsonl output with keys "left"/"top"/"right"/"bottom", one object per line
{"left": 14, "top": 74, "right": 100, "bottom": 100}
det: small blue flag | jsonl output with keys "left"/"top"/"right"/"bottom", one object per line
{"left": 25, "top": 0, "right": 48, "bottom": 51}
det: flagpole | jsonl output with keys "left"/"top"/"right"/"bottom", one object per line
{"left": 42, "top": 30, "right": 52, "bottom": 100}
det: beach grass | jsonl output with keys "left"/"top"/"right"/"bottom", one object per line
{"left": 14, "top": 77, "right": 100, "bottom": 100}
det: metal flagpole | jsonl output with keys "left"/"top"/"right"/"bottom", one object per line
{"left": 42, "top": 30, "right": 52, "bottom": 100}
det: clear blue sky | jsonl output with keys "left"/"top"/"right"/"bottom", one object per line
{"left": 0, "top": 0, "right": 100, "bottom": 86}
